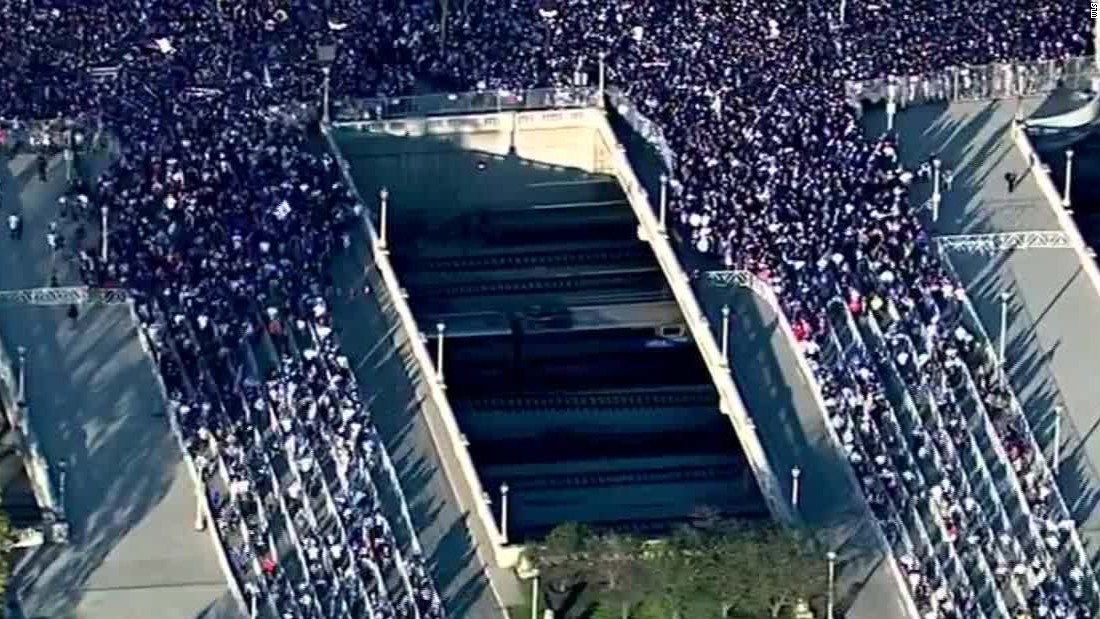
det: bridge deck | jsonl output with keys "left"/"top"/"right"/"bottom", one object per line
{"left": 0, "top": 152, "right": 238, "bottom": 618}
{"left": 876, "top": 96, "right": 1100, "bottom": 566}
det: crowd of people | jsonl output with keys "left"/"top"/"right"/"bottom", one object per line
{"left": 0, "top": 0, "right": 1096, "bottom": 617}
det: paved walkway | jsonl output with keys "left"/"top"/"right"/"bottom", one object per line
{"left": 612, "top": 109, "right": 915, "bottom": 618}
{"left": 696, "top": 283, "right": 913, "bottom": 619}
{"left": 0, "top": 152, "right": 237, "bottom": 619}
{"left": 868, "top": 97, "right": 1100, "bottom": 565}
{"left": 328, "top": 221, "right": 515, "bottom": 618}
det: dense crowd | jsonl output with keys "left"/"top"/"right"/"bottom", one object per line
{"left": 0, "top": 0, "right": 1096, "bottom": 617}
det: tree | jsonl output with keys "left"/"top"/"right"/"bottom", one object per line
{"left": 528, "top": 522, "right": 592, "bottom": 592}
{"left": 589, "top": 533, "right": 649, "bottom": 619}
{"left": 723, "top": 525, "right": 827, "bottom": 618}
{"left": 0, "top": 506, "right": 12, "bottom": 601}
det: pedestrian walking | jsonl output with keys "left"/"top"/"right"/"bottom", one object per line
{"left": 1005, "top": 171, "right": 1017, "bottom": 193}
{"left": 7, "top": 213, "right": 20, "bottom": 240}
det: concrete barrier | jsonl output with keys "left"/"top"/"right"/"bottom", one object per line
{"left": 127, "top": 300, "right": 250, "bottom": 617}
{"left": 1012, "top": 122, "right": 1100, "bottom": 303}
{"left": 321, "top": 124, "right": 519, "bottom": 594}
{"left": 584, "top": 116, "right": 797, "bottom": 527}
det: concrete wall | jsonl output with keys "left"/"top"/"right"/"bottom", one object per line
{"left": 332, "top": 109, "right": 615, "bottom": 222}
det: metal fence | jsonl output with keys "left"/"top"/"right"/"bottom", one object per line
{"left": 0, "top": 117, "right": 102, "bottom": 155}
{"left": 332, "top": 87, "right": 600, "bottom": 121}
{"left": 846, "top": 56, "right": 1098, "bottom": 108}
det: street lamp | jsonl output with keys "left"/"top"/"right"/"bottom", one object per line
{"left": 886, "top": 81, "right": 898, "bottom": 132}
{"left": 931, "top": 157, "right": 942, "bottom": 222}
{"left": 998, "top": 290, "right": 1011, "bottom": 367}
{"left": 1052, "top": 406, "right": 1063, "bottom": 471}
{"left": 826, "top": 551, "right": 838, "bottom": 619}
{"left": 1064, "top": 149, "right": 1075, "bottom": 210}
{"left": 500, "top": 482, "right": 510, "bottom": 545}
{"left": 100, "top": 205, "right": 109, "bottom": 262}
{"left": 720, "top": 304, "right": 731, "bottom": 367}
{"left": 435, "top": 322, "right": 446, "bottom": 388}
{"left": 321, "top": 66, "right": 331, "bottom": 124}
{"left": 16, "top": 346, "right": 26, "bottom": 405}
{"left": 316, "top": 44, "right": 337, "bottom": 123}
{"left": 658, "top": 174, "right": 669, "bottom": 235}
{"left": 791, "top": 466, "right": 802, "bottom": 509}
{"left": 378, "top": 187, "right": 390, "bottom": 254}
{"left": 597, "top": 52, "right": 607, "bottom": 104}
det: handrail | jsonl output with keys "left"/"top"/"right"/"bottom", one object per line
{"left": 320, "top": 123, "right": 514, "bottom": 611}
{"left": 935, "top": 247, "right": 1100, "bottom": 609}
{"left": 827, "top": 299, "right": 985, "bottom": 615}
{"left": 1012, "top": 122, "right": 1100, "bottom": 303}
{"left": 845, "top": 56, "right": 1097, "bottom": 107}
{"left": 129, "top": 299, "right": 251, "bottom": 617}
{"left": 704, "top": 269, "right": 925, "bottom": 619}
{"left": 588, "top": 119, "right": 793, "bottom": 527}
{"left": 864, "top": 310, "right": 1023, "bottom": 615}
{"left": 0, "top": 340, "right": 65, "bottom": 539}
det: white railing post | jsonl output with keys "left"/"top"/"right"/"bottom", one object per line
{"left": 790, "top": 466, "right": 801, "bottom": 509}
{"left": 499, "top": 482, "right": 509, "bottom": 545}
{"left": 1064, "top": 148, "right": 1074, "bottom": 210}
{"left": 378, "top": 187, "right": 390, "bottom": 254}
{"left": 720, "top": 304, "right": 731, "bottom": 367}
{"left": 658, "top": 174, "right": 669, "bottom": 236}
{"left": 435, "top": 322, "right": 446, "bottom": 388}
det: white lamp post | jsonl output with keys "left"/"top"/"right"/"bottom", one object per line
{"left": 827, "top": 551, "right": 838, "bottom": 619}
{"left": 321, "top": 66, "right": 331, "bottom": 124}
{"left": 658, "top": 174, "right": 669, "bottom": 236}
{"left": 16, "top": 346, "right": 26, "bottom": 405}
{"left": 100, "top": 205, "right": 109, "bottom": 262}
{"left": 435, "top": 322, "right": 446, "bottom": 388}
{"left": 720, "top": 304, "right": 731, "bottom": 367}
{"left": 378, "top": 187, "right": 390, "bottom": 253}
{"left": 1064, "top": 149, "right": 1074, "bottom": 210}
{"left": 886, "top": 82, "right": 898, "bottom": 132}
{"left": 500, "top": 482, "right": 510, "bottom": 545}
{"left": 1053, "top": 406, "right": 1063, "bottom": 471}
{"left": 931, "top": 158, "right": 942, "bottom": 222}
{"left": 999, "top": 290, "right": 1010, "bottom": 367}
{"left": 791, "top": 466, "right": 802, "bottom": 509}
{"left": 597, "top": 52, "right": 607, "bottom": 104}
{"left": 531, "top": 574, "right": 540, "bottom": 619}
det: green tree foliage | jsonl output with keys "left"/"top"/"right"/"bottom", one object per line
{"left": 0, "top": 506, "right": 12, "bottom": 602}
{"left": 527, "top": 516, "right": 828, "bottom": 619}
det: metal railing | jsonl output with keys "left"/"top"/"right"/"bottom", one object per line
{"left": 332, "top": 87, "right": 599, "bottom": 122}
{"left": 0, "top": 330, "right": 68, "bottom": 542}
{"left": 846, "top": 56, "right": 1098, "bottom": 108}
{"left": 606, "top": 88, "right": 677, "bottom": 173}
